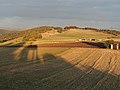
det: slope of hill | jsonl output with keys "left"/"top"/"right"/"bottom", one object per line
{"left": 0, "top": 26, "right": 57, "bottom": 43}
{"left": 53, "top": 29, "right": 114, "bottom": 39}
{"left": 39, "top": 29, "right": 116, "bottom": 43}
{"left": 0, "top": 29, "right": 13, "bottom": 34}
{"left": 95, "top": 29, "right": 120, "bottom": 36}
{"left": 1, "top": 26, "right": 120, "bottom": 44}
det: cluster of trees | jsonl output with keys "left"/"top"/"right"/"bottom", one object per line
{"left": 105, "top": 40, "right": 114, "bottom": 48}
{"left": 23, "top": 33, "right": 42, "bottom": 41}
{"left": 0, "top": 40, "right": 7, "bottom": 43}
{"left": 22, "top": 26, "right": 65, "bottom": 41}
{"left": 22, "top": 26, "right": 54, "bottom": 41}
{"left": 64, "top": 26, "right": 80, "bottom": 30}
{"left": 52, "top": 27, "right": 63, "bottom": 33}
{"left": 0, "top": 26, "right": 54, "bottom": 42}
{"left": 81, "top": 27, "right": 98, "bottom": 30}
{"left": 95, "top": 29, "right": 120, "bottom": 36}
{"left": 0, "top": 32, "right": 23, "bottom": 43}
{"left": 24, "top": 26, "right": 64, "bottom": 34}
{"left": 26, "top": 26, "right": 53, "bottom": 33}
{"left": 80, "top": 27, "right": 120, "bottom": 36}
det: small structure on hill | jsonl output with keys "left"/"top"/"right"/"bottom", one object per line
{"left": 89, "top": 38, "right": 96, "bottom": 41}
{"left": 79, "top": 38, "right": 96, "bottom": 42}
{"left": 110, "top": 42, "right": 120, "bottom": 50}
{"left": 79, "top": 38, "right": 86, "bottom": 41}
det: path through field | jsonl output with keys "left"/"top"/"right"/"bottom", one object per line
{"left": 0, "top": 47, "right": 119, "bottom": 90}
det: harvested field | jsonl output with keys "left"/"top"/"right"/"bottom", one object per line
{"left": 38, "top": 42, "right": 106, "bottom": 48}
{"left": 0, "top": 47, "right": 119, "bottom": 90}
{"left": 0, "top": 42, "right": 106, "bottom": 48}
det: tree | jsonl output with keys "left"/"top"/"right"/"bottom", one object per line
{"left": 105, "top": 40, "right": 114, "bottom": 48}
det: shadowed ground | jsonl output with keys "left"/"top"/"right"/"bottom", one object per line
{"left": 0, "top": 46, "right": 119, "bottom": 90}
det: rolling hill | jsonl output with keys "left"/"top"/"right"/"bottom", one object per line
{"left": 38, "top": 29, "right": 118, "bottom": 43}
{"left": 0, "top": 26, "right": 55, "bottom": 43}
{"left": 0, "top": 26, "right": 120, "bottom": 45}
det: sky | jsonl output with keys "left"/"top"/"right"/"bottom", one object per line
{"left": 0, "top": 0, "right": 120, "bottom": 30}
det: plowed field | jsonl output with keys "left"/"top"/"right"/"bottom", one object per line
{"left": 0, "top": 47, "right": 119, "bottom": 90}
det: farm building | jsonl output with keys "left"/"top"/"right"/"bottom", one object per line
{"left": 110, "top": 42, "right": 120, "bottom": 50}
{"left": 89, "top": 38, "right": 96, "bottom": 41}
{"left": 79, "top": 38, "right": 96, "bottom": 41}
{"left": 79, "top": 38, "right": 86, "bottom": 41}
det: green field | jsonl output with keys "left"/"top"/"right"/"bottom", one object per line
{"left": 51, "top": 29, "right": 114, "bottom": 39}
{"left": 37, "top": 29, "right": 115, "bottom": 43}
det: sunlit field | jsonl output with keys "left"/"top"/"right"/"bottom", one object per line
{"left": 0, "top": 46, "right": 119, "bottom": 90}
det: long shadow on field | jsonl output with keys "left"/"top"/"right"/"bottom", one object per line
{"left": 0, "top": 42, "right": 13, "bottom": 47}
{"left": 11, "top": 42, "right": 26, "bottom": 47}
{"left": 0, "top": 42, "right": 26, "bottom": 67}
{"left": 13, "top": 45, "right": 40, "bottom": 62}
{"left": 37, "top": 54, "right": 119, "bottom": 90}
{"left": 0, "top": 42, "right": 26, "bottom": 47}
{"left": 82, "top": 42, "right": 106, "bottom": 48}
{"left": 0, "top": 48, "right": 119, "bottom": 90}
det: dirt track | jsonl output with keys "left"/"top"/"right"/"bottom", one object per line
{"left": 0, "top": 47, "right": 119, "bottom": 90}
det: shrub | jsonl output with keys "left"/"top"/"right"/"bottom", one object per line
{"left": 23, "top": 33, "right": 42, "bottom": 41}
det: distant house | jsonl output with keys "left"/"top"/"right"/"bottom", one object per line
{"left": 110, "top": 42, "right": 120, "bottom": 50}
{"left": 79, "top": 38, "right": 96, "bottom": 42}
{"left": 89, "top": 38, "right": 96, "bottom": 41}
{"left": 79, "top": 38, "right": 86, "bottom": 41}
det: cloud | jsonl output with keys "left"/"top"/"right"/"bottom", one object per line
{"left": 0, "top": 0, "right": 120, "bottom": 29}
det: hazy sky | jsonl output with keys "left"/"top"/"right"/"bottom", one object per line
{"left": 0, "top": 0, "right": 120, "bottom": 29}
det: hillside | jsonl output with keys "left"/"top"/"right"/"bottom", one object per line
{"left": 81, "top": 27, "right": 120, "bottom": 41}
{"left": 0, "top": 26, "right": 120, "bottom": 45}
{"left": 0, "top": 29, "right": 13, "bottom": 34}
{"left": 0, "top": 26, "right": 62, "bottom": 42}
{"left": 52, "top": 29, "right": 114, "bottom": 39}
{"left": 39, "top": 29, "right": 116, "bottom": 43}
{"left": 0, "top": 26, "right": 57, "bottom": 43}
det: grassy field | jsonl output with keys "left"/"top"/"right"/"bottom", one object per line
{"left": 50, "top": 29, "right": 114, "bottom": 39}
{"left": 37, "top": 29, "right": 115, "bottom": 43}
{"left": 0, "top": 47, "right": 119, "bottom": 90}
